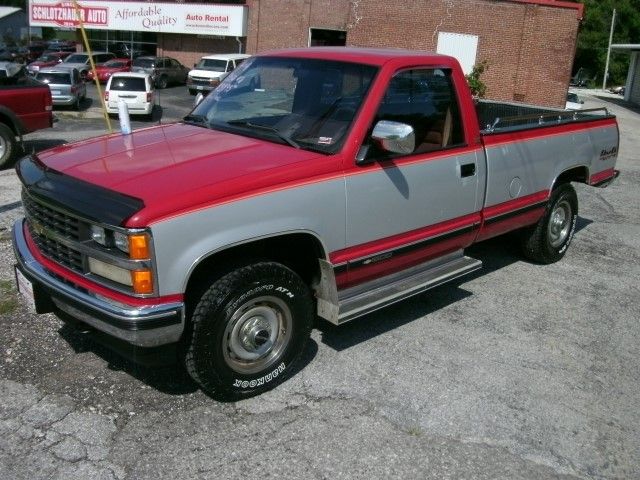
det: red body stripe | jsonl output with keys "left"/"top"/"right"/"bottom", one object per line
{"left": 24, "top": 224, "right": 184, "bottom": 307}
{"left": 482, "top": 190, "right": 549, "bottom": 219}
{"left": 330, "top": 212, "right": 480, "bottom": 265}
{"left": 482, "top": 118, "right": 617, "bottom": 148}
{"left": 331, "top": 191, "right": 550, "bottom": 287}
{"left": 590, "top": 168, "right": 616, "bottom": 185}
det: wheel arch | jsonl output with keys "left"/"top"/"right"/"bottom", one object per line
{"left": 552, "top": 165, "right": 589, "bottom": 191}
{"left": 183, "top": 230, "right": 329, "bottom": 313}
{"left": 0, "top": 107, "right": 24, "bottom": 136}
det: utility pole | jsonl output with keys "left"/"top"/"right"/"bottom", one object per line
{"left": 603, "top": 8, "right": 616, "bottom": 91}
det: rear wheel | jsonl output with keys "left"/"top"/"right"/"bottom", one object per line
{"left": 184, "top": 262, "right": 314, "bottom": 399}
{"left": 0, "top": 123, "right": 16, "bottom": 169}
{"left": 521, "top": 183, "right": 578, "bottom": 264}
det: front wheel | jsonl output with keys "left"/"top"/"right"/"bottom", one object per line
{"left": 0, "top": 123, "right": 16, "bottom": 169}
{"left": 184, "top": 262, "right": 314, "bottom": 399}
{"left": 521, "top": 183, "right": 578, "bottom": 264}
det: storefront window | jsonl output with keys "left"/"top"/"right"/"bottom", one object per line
{"left": 85, "top": 30, "right": 157, "bottom": 58}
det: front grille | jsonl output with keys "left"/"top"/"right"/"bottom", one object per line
{"left": 28, "top": 223, "right": 84, "bottom": 272}
{"left": 22, "top": 191, "right": 81, "bottom": 241}
{"left": 190, "top": 77, "right": 214, "bottom": 86}
{"left": 22, "top": 190, "right": 85, "bottom": 273}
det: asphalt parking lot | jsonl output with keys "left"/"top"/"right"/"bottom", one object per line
{"left": 0, "top": 89, "right": 639, "bottom": 479}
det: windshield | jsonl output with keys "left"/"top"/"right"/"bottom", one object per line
{"left": 104, "top": 61, "right": 127, "bottom": 68}
{"left": 65, "top": 54, "right": 88, "bottom": 64}
{"left": 37, "top": 54, "right": 59, "bottom": 62}
{"left": 37, "top": 72, "right": 71, "bottom": 84}
{"left": 133, "top": 58, "right": 154, "bottom": 68}
{"left": 196, "top": 58, "right": 227, "bottom": 72}
{"left": 188, "top": 56, "right": 378, "bottom": 153}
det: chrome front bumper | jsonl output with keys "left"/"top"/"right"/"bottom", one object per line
{"left": 12, "top": 219, "right": 184, "bottom": 347}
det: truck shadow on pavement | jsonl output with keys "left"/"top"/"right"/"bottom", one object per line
{"left": 319, "top": 215, "right": 593, "bottom": 352}
{"left": 55, "top": 317, "right": 319, "bottom": 400}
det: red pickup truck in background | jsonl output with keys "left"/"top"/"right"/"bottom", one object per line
{"left": 0, "top": 62, "right": 53, "bottom": 168}
{"left": 12, "top": 48, "right": 619, "bottom": 399}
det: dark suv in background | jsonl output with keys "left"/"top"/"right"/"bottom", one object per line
{"left": 131, "top": 56, "right": 188, "bottom": 88}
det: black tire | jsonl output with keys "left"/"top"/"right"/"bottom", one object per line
{"left": 184, "top": 262, "right": 314, "bottom": 399}
{"left": 188, "top": 89, "right": 196, "bottom": 96}
{"left": 0, "top": 123, "right": 17, "bottom": 169}
{"left": 156, "top": 75, "right": 168, "bottom": 89}
{"left": 521, "top": 183, "right": 578, "bottom": 264}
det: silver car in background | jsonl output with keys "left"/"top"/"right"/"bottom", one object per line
{"left": 35, "top": 67, "right": 86, "bottom": 110}
{"left": 58, "top": 51, "right": 115, "bottom": 79}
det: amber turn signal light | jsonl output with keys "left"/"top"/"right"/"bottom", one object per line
{"left": 128, "top": 234, "right": 150, "bottom": 260}
{"left": 131, "top": 269, "right": 153, "bottom": 294}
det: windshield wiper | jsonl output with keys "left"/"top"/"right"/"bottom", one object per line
{"left": 183, "top": 114, "right": 210, "bottom": 128}
{"left": 226, "top": 120, "right": 300, "bottom": 149}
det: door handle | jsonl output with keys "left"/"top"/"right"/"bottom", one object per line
{"left": 460, "top": 163, "right": 476, "bottom": 177}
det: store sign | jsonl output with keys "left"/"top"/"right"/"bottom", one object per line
{"left": 28, "top": 1, "right": 248, "bottom": 36}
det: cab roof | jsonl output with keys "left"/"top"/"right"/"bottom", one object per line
{"left": 261, "top": 47, "right": 456, "bottom": 67}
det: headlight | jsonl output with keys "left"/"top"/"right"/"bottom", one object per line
{"left": 91, "top": 226, "right": 151, "bottom": 260}
{"left": 91, "top": 225, "right": 108, "bottom": 246}
{"left": 113, "top": 231, "right": 129, "bottom": 253}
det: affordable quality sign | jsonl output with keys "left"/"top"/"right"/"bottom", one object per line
{"left": 28, "top": 0, "right": 248, "bottom": 36}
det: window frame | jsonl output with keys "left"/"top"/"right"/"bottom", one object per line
{"left": 364, "top": 66, "right": 467, "bottom": 161}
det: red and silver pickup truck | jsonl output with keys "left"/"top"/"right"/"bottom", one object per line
{"left": 12, "top": 48, "right": 619, "bottom": 398}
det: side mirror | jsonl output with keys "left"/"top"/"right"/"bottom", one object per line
{"left": 371, "top": 120, "right": 415, "bottom": 155}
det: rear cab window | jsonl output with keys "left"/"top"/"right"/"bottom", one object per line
{"left": 109, "top": 77, "right": 147, "bottom": 91}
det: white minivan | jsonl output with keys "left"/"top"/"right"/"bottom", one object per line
{"left": 105, "top": 72, "right": 154, "bottom": 117}
{"left": 187, "top": 53, "right": 250, "bottom": 95}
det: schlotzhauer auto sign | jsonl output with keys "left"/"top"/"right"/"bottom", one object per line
{"left": 28, "top": 0, "right": 248, "bottom": 36}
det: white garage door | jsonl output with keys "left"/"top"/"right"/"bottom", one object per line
{"left": 436, "top": 32, "right": 479, "bottom": 75}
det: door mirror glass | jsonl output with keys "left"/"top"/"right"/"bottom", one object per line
{"left": 371, "top": 120, "right": 415, "bottom": 155}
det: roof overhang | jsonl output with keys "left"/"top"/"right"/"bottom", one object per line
{"left": 0, "top": 7, "right": 21, "bottom": 20}
{"left": 503, "top": 0, "right": 584, "bottom": 20}
{"left": 611, "top": 44, "right": 640, "bottom": 52}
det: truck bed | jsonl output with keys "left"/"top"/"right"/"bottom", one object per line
{"left": 476, "top": 99, "right": 613, "bottom": 134}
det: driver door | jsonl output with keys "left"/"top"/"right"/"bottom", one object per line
{"left": 343, "top": 68, "right": 483, "bottom": 285}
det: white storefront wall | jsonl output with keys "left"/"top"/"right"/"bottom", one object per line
{"left": 28, "top": 0, "right": 248, "bottom": 37}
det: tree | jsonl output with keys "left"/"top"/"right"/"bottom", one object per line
{"left": 466, "top": 61, "right": 489, "bottom": 98}
{"left": 573, "top": 0, "right": 640, "bottom": 87}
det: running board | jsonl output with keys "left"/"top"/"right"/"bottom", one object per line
{"left": 333, "top": 251, "right": 482, "bottom": 325}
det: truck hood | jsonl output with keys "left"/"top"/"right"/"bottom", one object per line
{"left": 36, "top": 123, "right": 329, "bottom": 226}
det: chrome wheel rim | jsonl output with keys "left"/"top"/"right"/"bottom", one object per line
{"left": 0, "top": 135, "right": 6, "bottom": 159}
{"left": 548, "top": 199, "right": 572, "bottom": 247}
{"left": 222, "top": 295, "right": 292, "bottom": 374}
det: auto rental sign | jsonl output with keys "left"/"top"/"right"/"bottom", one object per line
{"left": 28, "top": 0, "right": 248, "bottom": 36}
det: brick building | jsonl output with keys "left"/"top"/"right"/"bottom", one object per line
{"left": 28, "top": 0, "right": 584, "bottom": 108}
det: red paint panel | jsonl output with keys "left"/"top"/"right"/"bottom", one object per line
{"left": 476, "top": 207, "right": 545, "bottom": 243}
{"left": 330, "top": 212, "right": 480, "bottom": 265}
{"left": 24, "top": 224, "right": 183, "bottom": 307}
{"left": 590, "top": 168, "right": 616, "bottom": 185}
{"left": 482, "top": 118, "right": 617, "bottom": 147}
{"left": 344, "top": 228, "right": 477, "bottom": 288}
{"left": 482, "top": 191, "right": 549, "bottom": 220}
{"left": 476, "top": 191, "right": 549, "bottom": 242}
